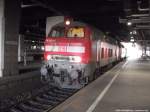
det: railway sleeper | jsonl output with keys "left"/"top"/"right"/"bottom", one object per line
{"left": 54, "top": 87, "right": 77, "bottom": 93}
{"left": 10, "top": 108, "right": 23, "bottom": 112}
{"left": 27, "top": 100, "right": 50, "bottom": 110}
{"left": 35, "top": 96, "right": 58, "bottom": 106}
{"left": 53, "top": 89, "right": 74, "bottom": 96}
{"left": 48, "top": 91, "right": 69, "bottom": 98}
{"left": 19, "top": 103, "right": 44, "bottom": 112}
{"left": 52, "top": 92, "right": 69, "bottom": 98}
{"left": 42, "top": 94, "right": 61, "bottom": 102}
{"left": 43, "top": 94, "right": 64, "bottom": 102}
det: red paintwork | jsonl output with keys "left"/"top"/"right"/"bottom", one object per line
{"left": 44, "top": 27, "right": 92, "bottom": 64}
{"left": 44, "top": 28, "right": 91, "bottom": 64}
{"left": 44, "top": 23, "right": 123, "bottom": 66}
{"left": 44, "top": 37, "right": 91, "bottom": 64}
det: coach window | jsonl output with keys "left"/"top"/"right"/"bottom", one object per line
{"left": 115, "top": 50, "right": 117, "bottom": 56}
{"left": 109, "top": 49, "right": 113, "bottom": 57}
{"left": 105, "top": 48, "right": 108, "bottom": 58}
{"left": 108, "top": 49, "right": 110, "bottom": 57}
{"left": 111, "top": 49, "right": 113, "bottom": 57}
{"left": 101, "top": 48, "right": 104, "bottom": 59}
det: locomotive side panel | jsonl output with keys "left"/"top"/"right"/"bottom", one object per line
{"left": 99, "top": 40, "right": 120, "bottom": 67}
{"left": 100, "top": 41, "right": 109, "bottom": 67}
{"left": 107, "top": 44, "right": 116, "bottom": 64}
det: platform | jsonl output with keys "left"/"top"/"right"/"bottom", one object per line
{"left": 50, "top": 59, "right": 150, "bottom": 112}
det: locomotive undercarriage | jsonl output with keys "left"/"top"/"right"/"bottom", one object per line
{"left": 41, "top": 60, "right": 91, "bottom": 89}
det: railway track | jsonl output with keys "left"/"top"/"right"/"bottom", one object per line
{"left": 0, "top": 61, "right": 115, "bottom": 112}
{"left": 2, "top": 86, "right": 77, "bottom": 112}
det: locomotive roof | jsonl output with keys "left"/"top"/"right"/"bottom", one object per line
{"left": 53, "top": 21, "right": 105, "bottom": 35}
{"left": 53, "top": 21, "right": 119, "bottom": 46}
{"left": 53, "top": 21, "right": 89, "bottom": 28}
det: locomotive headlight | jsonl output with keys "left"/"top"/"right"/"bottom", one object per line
{"left": 47, "top": 55, "right": 51, "bottom": 60}
{"left": 46, "top": 55, "right": 55, "bottom": 60}
{"left": 41, "top": 46, "right": 45, "bottom": 51}
{"left": 74, "top": 56, "right": 82, "bottom": 62}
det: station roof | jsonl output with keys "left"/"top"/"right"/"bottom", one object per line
{"left": 21, "top": 0, "right": 150, "bottom": 44}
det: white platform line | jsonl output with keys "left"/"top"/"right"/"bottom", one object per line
{"left": 86, "top": 61, "right": 128, "bottom": 112}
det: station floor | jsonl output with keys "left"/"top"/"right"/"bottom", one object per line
{"left": 50, "top": 58, "right": 150, "bottom": 112}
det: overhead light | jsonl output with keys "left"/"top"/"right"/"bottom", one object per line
{"left": 131, "top": 36, "right": 134, "bottom": 39}
{"left": 21, "top": 4, "right": 39, "bottom": 8}
{"left": 33, "top": 45, "right": 37, "bottom": 49}
{"left": 130, "top": 32, "right": 133, "bottom": 34}
{"left": 133, "top": 30, "right": 137, "bottom": 34}
{"left": 130, "top": 39, "right": 135, "bottom": 42}
{"left": 127, "top": 21, "right": 132, "bottom": 26}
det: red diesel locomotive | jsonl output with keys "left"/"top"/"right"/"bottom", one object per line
{"left": 41, "top": 19, "right": 125, "bottom": 89}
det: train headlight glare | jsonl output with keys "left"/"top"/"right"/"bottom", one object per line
{"left": 74, "top": 56, "right": 82, "bottom": 62}
{"left": 47, "top": 55, "right": 51, "bottom": 60}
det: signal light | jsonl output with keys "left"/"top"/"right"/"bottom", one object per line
{"left": 127, "top": 21, "right": 132, "bottom": 26}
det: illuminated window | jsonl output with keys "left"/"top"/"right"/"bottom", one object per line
{"left": 67, "top": 27, "right": 84, "bottom": 38}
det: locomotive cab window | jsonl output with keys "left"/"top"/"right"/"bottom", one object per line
{"left": 49, "top": 27, "right": 65, "bottom": 37}
{"left": 67, "top": 27, "right": 84, "bottom": 38}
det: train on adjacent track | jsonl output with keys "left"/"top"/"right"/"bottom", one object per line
{"left": 41, "top": 18, "right": 126, "bottom": 89}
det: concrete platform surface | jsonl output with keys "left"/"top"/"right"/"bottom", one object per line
{"left": 50, "top": 59, "right": 150, "bottom": 112}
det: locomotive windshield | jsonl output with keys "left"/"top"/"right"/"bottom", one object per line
{"left": 49, "top": 27, "right": 65, "bottom": 37}
{"left": 67, "top": 27, "right": 84, "bottom": 38}
{"left": 49, "top": 26, "right": 85, "bottom": 38}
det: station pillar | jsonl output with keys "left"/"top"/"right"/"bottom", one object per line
{"left": 0, "top": 0, "right": 21, "bottom": 77}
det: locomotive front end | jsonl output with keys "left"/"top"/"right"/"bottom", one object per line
{"left": 41, "top": 22, "right": 91, "bottom": 89}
